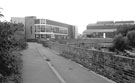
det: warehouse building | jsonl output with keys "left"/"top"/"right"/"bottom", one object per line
{"left": 83, "top": 21, "right": 135, "bottom": 38}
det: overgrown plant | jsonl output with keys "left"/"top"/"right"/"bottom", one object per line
{"left": 112, "top": 34, "right": 128, "bottom": 52}
{"left": 0, "top": 22, "right": 27, "bottom": 83}
{"left": 127, "top": 30, "right": 135, "bottom": 47}
{"left": 111, "top": 24, "right": 135, "bottom": 52}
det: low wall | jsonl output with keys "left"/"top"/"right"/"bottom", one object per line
{"left": 48, "top": 42, "right": 135, "bottom": 83}
{"left": 67, "top": 38, "right": 113, "bottom": 44}
{"left": 67, "top": 38, "right": 113, "bottom": 49}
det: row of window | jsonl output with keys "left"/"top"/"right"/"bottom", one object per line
{"left": 35, "top": 19, "right": 46, "bottom": 24}
{"left": 35, "top": 34, "right": 68, "bottom": 39}
{"left": 86, "top": 32, "right": 115, "bottom": 38}
{"left": 35, "top": 25, "right": 68, "bottom": 34}
{"left": 35, "top": 34, "right": 51, "bottom": 38}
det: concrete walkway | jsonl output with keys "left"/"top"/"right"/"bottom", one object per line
{"left": 22, "top": 43, "right": 60, "bottom": 83}
{"left": 22, "top": 43, "right": 116, "bottom": 83}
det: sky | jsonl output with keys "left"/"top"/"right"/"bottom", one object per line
{"left": 1, "top": 0, "right": 135, "bottom": 34}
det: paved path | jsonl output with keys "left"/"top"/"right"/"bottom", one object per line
{"left": 22, "top": 43, "right": 116, "bottom": 83}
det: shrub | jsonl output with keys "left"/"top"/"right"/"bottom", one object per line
{"left": 112, "top": 34, "right": 128, "bottom": 52}
{"left": 116, "top": 24, "right": 135, "bottom": 36}
{"left": 127, "top": 30, "right": 135, "bottom": 47}
{"left": 42, "top": 41, "right": 49, "bottom": 47}
{"left": 0, "top": 22, "right": 27, "bottom": 83}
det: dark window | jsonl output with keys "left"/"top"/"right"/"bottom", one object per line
{"left": 41, "top": 25, "right": 45, "bottom": 32}
{"left": 35, "top": 25, "right": 40, "bottom": 32}
{"left": 35, "top": 19, "right": 40, "bottom": 24}
{"left": 35, "top": 26, "right": 36, "bottom": 32}
{"left": 41, "top": 19, "right": 46, "bottom": 24}
{"left": 31, "top": 26, "right": 32, "bottom": 34}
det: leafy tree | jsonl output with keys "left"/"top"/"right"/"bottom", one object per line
{"left": 112, "top": 34, "right": 128, "bottom": 52}
{"left": 127, "top": 30, "right": 135, "bottom": 47}
{"left": 116, "top": 24, "right": 135, "bottom": 36}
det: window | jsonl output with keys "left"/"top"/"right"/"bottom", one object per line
{"left": 41, "top": 25, "right": 45, "bottom": 32}
{"left": 41, "top": 34, "right": 46, "bottom": 38}
{"left": 35, "top": 34, "right": 40, "bottom": 38}
{"left": 46, "top": 34, "right": 51, "bottom": 38}
{"left": 53, "top": 27, "right": 59, "bottom": 33}
{"left": 31, "top": 26, "right": 32, "bottom": 34}
{"left": 46, "top": 25, "right": 52, "bottom": 32}
{"left": 59, "top": 28, "right": 68, "bottom": 34}
{"left": 35, "top": 25, "right": 40, "bottom": 32}
{"left": 41, "top": 19, "right": 46, "bottom": 24}
{"left": 35, "top": 19, "right": 40, "bottom": 24}
{"left": 35, "top": 26, "right": 37, "bottom": 32}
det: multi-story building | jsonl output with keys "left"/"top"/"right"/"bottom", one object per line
{"left": 11, "top": 16, "right": 78, "bottom": 40}
{"left": 83, "top": 21, "right": 135, "bottom": 38}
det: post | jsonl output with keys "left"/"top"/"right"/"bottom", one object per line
{"left": 103, "top": 33, "right": 106, "bottom": 38}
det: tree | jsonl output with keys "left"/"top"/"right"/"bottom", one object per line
{"left": 0, "top": 8, "right": 4, "bottom": 17}
{"left": 116, "top": 24, "right": 135, "bottom": 36}
{"left": 127, "top": 30, "right": 135, "bottom": 47}
{"left": 113, "top": 34, "right": 128, "bottom": 52}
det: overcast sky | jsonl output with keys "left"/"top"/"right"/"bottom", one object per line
{"left": 1, "top": 0, "right": 135, "bottom": 34}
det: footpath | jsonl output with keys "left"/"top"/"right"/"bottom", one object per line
{"left": 22, "top": 43, "right": 116, "bottom": 83}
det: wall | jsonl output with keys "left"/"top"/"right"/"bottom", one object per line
{"left": 67, "top": 38, "right": 113, "bottom": 49}
{"left": 67, "top": 38, "right": 113, "bottom": 44}
{"left": 25, "top": 16, "right": 36, "bottom": 39}
{"left": 48, "top": 42, "right": 135, "bottom": 83}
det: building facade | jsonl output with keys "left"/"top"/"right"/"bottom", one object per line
{"left": 83, "top": 21, "right": 135, "bottom": 38}
{"left": 11, "top": 16, "right": 77, "bottom": 40}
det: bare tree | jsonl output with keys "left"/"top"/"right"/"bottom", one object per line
{"left": 0, "top": 7, "right": 4, "bottom": 17}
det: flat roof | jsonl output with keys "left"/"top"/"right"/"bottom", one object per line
{"left": 97, "top": 21, "right": 114, "bottom": 24}
{"left": 88, "top": 20, "right": 135, "bottom": 26}
{"left": 46, "top": 19, "right": 74, "bottom": 28}
{"left": 83, "top": 29, "right": 117, "bottom": 34}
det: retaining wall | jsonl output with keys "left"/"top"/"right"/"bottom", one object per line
{"left": 48, "top": 42, "right": 135, "bottom": 83}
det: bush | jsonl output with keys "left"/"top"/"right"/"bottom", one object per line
{"left": 116, "top": 24, "right": 135, "bottom": 36}
{"left": 112, "top": 34, "right": 128, "bottom": 52}
{"left": 127, "top": 30, "right": 135, "bottom": 47}
{"left": 0, "top": 22, "right": 27, "bottom": 83}
{"left": 42, "top": 41, "right": 49, "bottom": 47}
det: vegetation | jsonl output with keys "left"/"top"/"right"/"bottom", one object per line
{"left": 0, "top": 22, "right": 27, "bottom": 83}
{"left": 0, "top": 8, "right": 4, "bottom": 18}
{"left": 112, "top": 34, "right": 128, "bottom": 51}
{"left": 127, "top": 30, "right": 135, "bottom": 47}
{"left": 116, "top": 24, "right": 135, "bottom": 36}
{"left": 111, "top": 24, "right": 135, "bottom": 52}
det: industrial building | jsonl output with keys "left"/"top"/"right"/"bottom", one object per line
{"left": 11, "top": 16, "right": 78, "bottom": 40}
{"left": 83, "top": 21, "right": 135, "bottom": 38}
